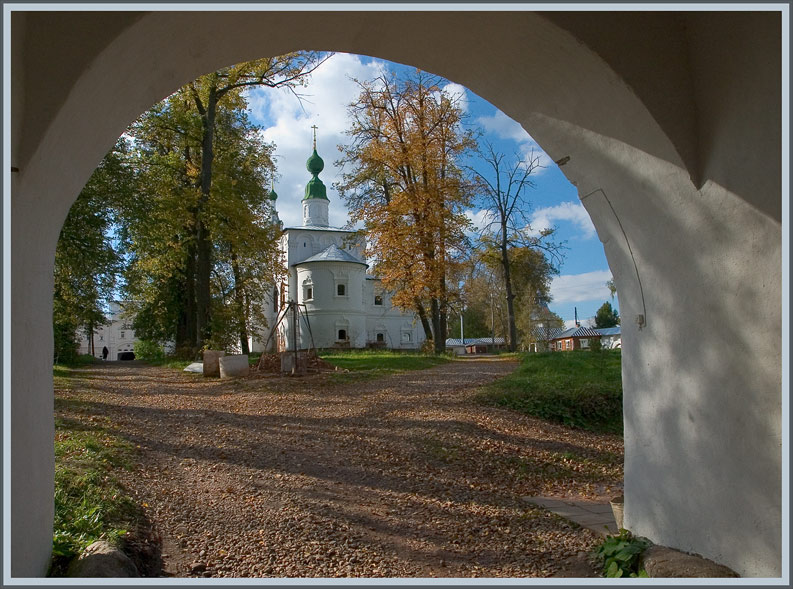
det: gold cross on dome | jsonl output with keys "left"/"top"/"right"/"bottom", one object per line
{"left": 311, "top": 125, "right": 318, "bottom": 150}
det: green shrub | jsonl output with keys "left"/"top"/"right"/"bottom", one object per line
{"left": 133, "top": 339, "right": 165, "bottom": 361}
{"left": 53, "top": 320, "right": 79, "bottom": 365}
{"left": 595, "top": 529, "right": 651, "bottom": 578}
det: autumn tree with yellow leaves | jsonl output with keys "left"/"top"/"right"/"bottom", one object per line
{"left": 336, "top": 71, "right": 476, "bottom": 353}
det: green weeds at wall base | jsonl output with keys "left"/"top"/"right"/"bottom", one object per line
{"left": 50, "top": 407, "right": 142, "bottom": 576}
{"left": 595, "top": 529, "right": 651, "bottom": 577}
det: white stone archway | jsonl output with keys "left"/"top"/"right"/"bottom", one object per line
{"left": 9, "top": 9, "right": 783, "bottom": 578}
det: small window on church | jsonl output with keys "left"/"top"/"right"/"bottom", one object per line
{"left": 306, "top": 287, "right": 313, "bottom": 300}
{"left": 338, "top": 329, "right": 347, "bottom": 341}
{"left": 402, "top": 332, "right": 412, "bottom": 343}
{"left": 376, "top": 333, "right": 384, "bottom": 342}
{"left": 337, "top": 284, "right": 345, "bottom": 296}
{"left": 120, "top": 332, "right": 125, "bottom": 339}
{"left": 374, "top": 295, "right": 383, "bottom": 306}
{"left": 304, "top": 242, "right": 307, "bottom": 247}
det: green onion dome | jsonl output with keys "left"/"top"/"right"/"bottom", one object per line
{"left": 304, "top": 149, "right": 328, "bottom": 200}
{"left": 306, "top": 149, "right": 324, "bottom": 175}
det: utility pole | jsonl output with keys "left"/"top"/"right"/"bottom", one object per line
{"left": 490, "top": 293, "right": 495, "bottom": 345}
{"left": 460, "top": 305, "right": 465, "bottom": 353}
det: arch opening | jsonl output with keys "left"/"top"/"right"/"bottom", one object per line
{"left": 11, "top": 10, "right": 782, "bottom": 579}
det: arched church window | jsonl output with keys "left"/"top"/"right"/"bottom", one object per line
{"left": 374, "top": 294, "right": 383, "bottom": 306}
{"left": 376, "top": 332, "right": 384, "bottom": 342}
{"left": 338, "top": 329, "right": 347, "bottom": 341}
{"left": 302, "top": 280, "right": 314, "bottom": 301}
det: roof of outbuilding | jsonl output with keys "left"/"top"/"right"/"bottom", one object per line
{"left": 294, "top": 244, "right": 368, "bottom": 267}
{"left": 553, "top": 326, "right": 603, "bottom": 340}
{"left": 593, "top": 326, "right": 621, "bottom": 336}
{"left": 445, "top": 337, "right": 506, "bottom": 347}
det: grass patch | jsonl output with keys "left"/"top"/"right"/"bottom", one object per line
{"left": 53, "top": 355, "right": 99, "bottom": 379}
{"left": 145, "top": 353, "right": 260, "bottom": 371}
{"left": 321, "top": 349, "right": 452, "bottom": 382}
{"left": 143, "top": 356, "right": 193, "bottom": 370}
{"left": 477, "top": 350, "right": 623, "bottom": 434}
{"left": 321, "top": 350, "right": 452, "bottom": 383}
{"left": 321, "top": 349, "right": 452, "bottom": 372}
{"left": 51, "top": 415, "right": 141, "bottom": 576}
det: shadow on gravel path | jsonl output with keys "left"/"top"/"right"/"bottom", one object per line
{"left": 55, "top": 358, "right": 621, "bottom": 578}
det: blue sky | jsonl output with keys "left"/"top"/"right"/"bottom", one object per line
{"left": 246, "top": 53, "right": 616, "bottom": 327}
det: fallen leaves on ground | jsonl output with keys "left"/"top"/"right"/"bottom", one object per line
{"left": 54, "top": 358, "right": 623, "bottom": 578}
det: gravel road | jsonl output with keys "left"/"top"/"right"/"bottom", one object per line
{"left": 55, "top": 357, "right": 623, "bottom": 578}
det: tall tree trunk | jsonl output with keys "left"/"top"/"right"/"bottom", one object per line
{"left": 500, "top": 221, "right": 517, "bottom": 352}
{"left": 195, "top": 85, "right": 217, "bottom": 347}
{"left": 430, "top": 297, "right": 443, "bottom": 354}
{"left": 175, "top": 238, "right": 198, "bottom": 353}
{"left": 438, "top": 275, "right": 448, "bottom": 354}
{"left": 414, "top": 297, "right": 432, "bottom": 342}
{"left": 230, "top": 250, "right": 250, "bottom": 354}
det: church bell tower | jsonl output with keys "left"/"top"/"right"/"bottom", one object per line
{"left": 302, "top": 125, "right": 330, "bottom": 227}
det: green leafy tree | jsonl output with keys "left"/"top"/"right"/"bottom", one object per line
{"left": 595, "top": 301, "right": 620, "bottom": 328}
{"left": 121, "top": 96, "right": 204, "bottom": 353}
{"left": 186, "top": 53, "right": 328, "bottom": 346}
{"left": 123, "top": 88, "right": 284, "bottom": 355}
{"left": 53, "top": 139, "right": 132, "bottom": 362}
{"left": 206, "top": 106, "right": 283, "bottom": 352}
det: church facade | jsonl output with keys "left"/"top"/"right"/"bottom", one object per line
{"left": 256, "top": 142, "right": 425, "bottom": 352}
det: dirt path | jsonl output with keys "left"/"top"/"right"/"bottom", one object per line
{"left": 55, "top": 358, "right": 623, "bottom": 578}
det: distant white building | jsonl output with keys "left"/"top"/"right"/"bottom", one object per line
{"left": 594, "top": 326, "right": 622, "bottom": 349}
{"left": 254, "top": 140, "right": 425, "bottom": 352}
{"left": 77, "top": 301, "right": 140, "bottom": 360}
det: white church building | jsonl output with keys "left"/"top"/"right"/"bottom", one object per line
{"left": 76, "top": 301, "right": 140, "bottom": 360}
{"left": 258, "top": 141, "right": 425, "bottom": 352}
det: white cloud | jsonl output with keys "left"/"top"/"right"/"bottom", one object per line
{"left": 442, "top": 82, "right": 469, "bottom": 113}
{"left": 246, "top": 53, "right": 385, "bottom": 229}
{"left": 477, "top": 109, "right": 528, "bottom": 144}
{"left": 475, "top": 109, "right": 553, "bottom": 172}
{"left": 464, "top": 208, "right": 492, "bottom": 234}
{"left": 550, "top": 270, "right": 612, "bottom": 304}
{"left": 529, "top": 201, "right": 597, "bottom": 240}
